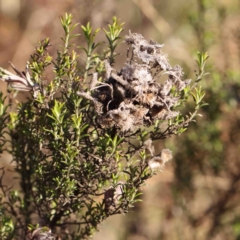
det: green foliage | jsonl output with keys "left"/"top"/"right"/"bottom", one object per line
{"left": 0, "top": 205, "right": 14, "bottom": 239}
{"left": 195, "top": 51, "right": 209, "bottom": 82}
{"left": 103, "top": 16, "right": 124, "bottom": 65}
{"left": 0, "top": 14, "right": 207, "bottom": 239}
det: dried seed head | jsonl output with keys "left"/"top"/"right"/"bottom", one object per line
{"left": 161, "top": 149, "right": 173, "bottom": 163}
{"left": 148, "top": 156, "right": 163, "bottom": 171}
{"left": 144, "top": 139, "right": 155, "bottom": 156}
{"left": 148, "top": 149, "right": 172, "bottom": 171}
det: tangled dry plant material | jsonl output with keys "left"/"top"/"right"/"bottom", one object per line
{"left": 78, "top": 32, "right": 191, "bottom": 132}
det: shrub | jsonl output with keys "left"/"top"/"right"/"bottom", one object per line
{"left": 0, "top": 14, "right": 208, "bottom": 239}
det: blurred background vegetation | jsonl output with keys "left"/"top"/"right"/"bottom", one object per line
{"left": 0, "top": 0, "right": 240, "bottom": 239}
